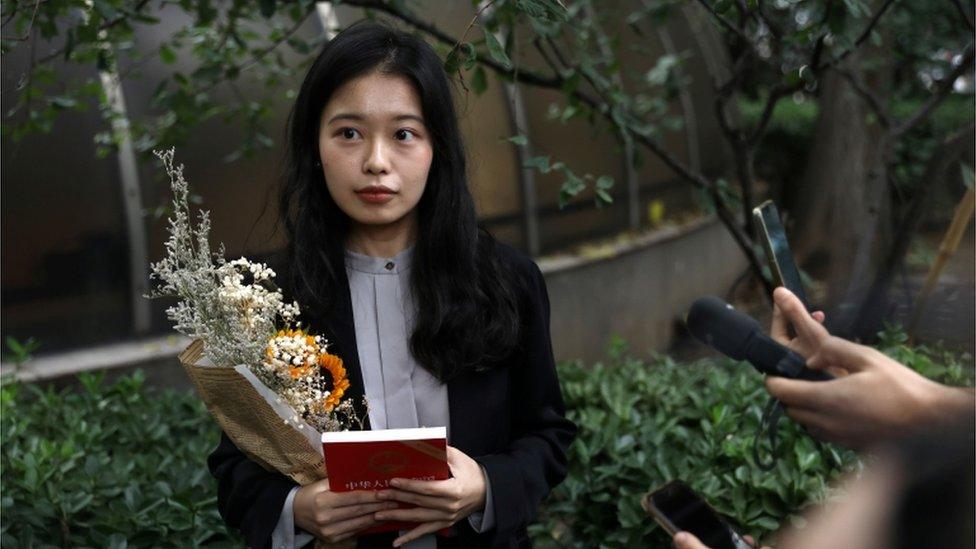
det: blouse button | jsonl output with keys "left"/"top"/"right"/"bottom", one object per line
{"left": 385, "top": 261, "right": 395, "bottom": 271}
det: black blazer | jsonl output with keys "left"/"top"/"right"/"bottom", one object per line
{"left": 208, "top": 244, "right": 577, "bottom": 548}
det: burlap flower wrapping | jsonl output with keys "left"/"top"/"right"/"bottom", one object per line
{"left": 179, "top": 340, "right": 355, "bottom": 548}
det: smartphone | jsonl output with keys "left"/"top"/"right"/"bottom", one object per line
{"left": 753, "top": 200, "right": 809, "bottom": 308}
{"left": 643, "top": 480, "right": 752, "bottom": 549}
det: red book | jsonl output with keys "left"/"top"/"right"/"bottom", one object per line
{"left": 322, "top": 426, "right": 450, "bottom": 535}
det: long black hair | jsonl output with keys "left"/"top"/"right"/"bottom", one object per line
{"left": 279, "top": 21, "right": 522, "bottom": 381}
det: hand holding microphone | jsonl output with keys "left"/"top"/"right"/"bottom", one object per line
{"left": 762, "top": 288, "right": 974, "bottom": 449}
{"left": 686, "top": 294, "right": 832, "bottom": 382}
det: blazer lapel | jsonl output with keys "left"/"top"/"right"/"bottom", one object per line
{"left": 312, "top": 274, "right": 371, "bottom": 430}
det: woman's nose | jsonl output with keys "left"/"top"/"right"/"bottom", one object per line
{"left": 363, "top": 139, "right": 391, "bottom": 175}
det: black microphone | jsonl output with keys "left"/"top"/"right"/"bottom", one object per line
{"left": 686, "top": 296, "right": 831, "bottom": 382}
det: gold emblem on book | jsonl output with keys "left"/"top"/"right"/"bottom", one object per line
{"left": 368, "top": 450, "right": 408, "bottom": 474}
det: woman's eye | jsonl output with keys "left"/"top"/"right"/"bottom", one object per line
{"left": 340, "top": 128, "right": 360, "bottom": 140}
{"left": 395, "top": 129, "right": 415, "bottom": 141}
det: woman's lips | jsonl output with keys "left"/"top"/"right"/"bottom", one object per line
{"left": 355, "top": 186, "right": 396, "bottom": 204}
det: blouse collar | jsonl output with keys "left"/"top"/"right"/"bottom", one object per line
{"left": 345, "top": 245, "right": 414, "bottom": 275}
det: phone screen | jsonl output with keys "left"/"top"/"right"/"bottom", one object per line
{"left": 755, "top": 202, "right": 809, "bottom": 307}
{"left": 651, "top": 481, "right": 740, "bottom": 549}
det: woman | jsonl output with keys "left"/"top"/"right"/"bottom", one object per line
{"left": 207, "top": 21, "right": 576, "bottom": 549}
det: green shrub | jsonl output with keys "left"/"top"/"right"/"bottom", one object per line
{"left": 530, "top": 339, "right": 857, "bottom": 548}
{"left": 876, "top": 324, "right": 975, "bottom": 386}
{"left": 0, "top": 371, "right": 241, "bottom": 547}
{"left": 1, "top": 329, "right": 969, "bottom": 548}
{"left": 531, "top": 333, "right": 974, "bottom": 548}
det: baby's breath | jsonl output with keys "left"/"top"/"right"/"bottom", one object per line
{"left": 146, "top": 149, "right": 363, "bottom": 432}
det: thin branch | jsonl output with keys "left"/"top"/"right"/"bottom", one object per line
{"left": 754, "top": 0, "right": 782, "bottom": 41}
{"left": 816, "top": 0, "right": 896, "bottom": 71}
{"left": 695, "top": 0, "right": 758, "bottom": 52}
{"left": 456, "top": 0, "right": 499, "bottom": 49}
{"left": 238, "top": 8, "right": 315, "bottom": 72}
{"left": 891, "top": 43, "right": 974, "bottom": 138}
{"left": 950, "top": 0, "right": 975, "bottom": 32}
{"left": 834, "top": 65, "right": 891, "bottom": 128}
{"left": 0, "top": 0, "right": 40, "bottom": 41}
{"left": 532, "top": 37, "right": 563, "bottom": 77}
{"left": 341, "top": 0, "right": 563, "bottom": 89}
{"left": 32, "top": 0, "right": 152, "bottom": 66}
{"left": 746, "top": 83, "right": 800, "bottom": 144}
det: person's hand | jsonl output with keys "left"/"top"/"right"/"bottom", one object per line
{"left": 293, "top": 478, "right": 398, "bottom": 543}
{"left": 769, "top": 287, "right": 829, "bottom": 360}
{"left": 374, "top": 446, "right": 487, "bottom": 547}
{"left": 672, "top": 531, "right": 766, "bottom": 549}
{"left": 764, "top": 288, "right": 974, "bottom": 447}
{"left": 766, "top": 334, "right": 967, "bottom": 447}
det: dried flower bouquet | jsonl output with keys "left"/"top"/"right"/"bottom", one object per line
{"left": 147, "top": 149, "right": 361, "bottom": 486}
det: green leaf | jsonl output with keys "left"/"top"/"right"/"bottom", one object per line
{"left": 159, "top": 45, "right": 177, "bottom": 65}
{"left": 506, "top": 134, "right": 528, "bottom": 146}
{"left": 645, "top": 55, "right": 678, "bottom": 86}
{"left": 713, "top": 0, "right": 734, "bottom": 15}
{"left": 259, "top": 0, "right": 276, "bottom": 18}
{"left": 484, "top": 30, "right": 512, "bottom": 71}
{"left": 524, "top": 155, "right": 551, "bottom": 172}
{"left": 471, "top": 66, "right": 487, "bottom": 94}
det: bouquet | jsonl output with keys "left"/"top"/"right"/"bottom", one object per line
{"left": 147, "top": 149, "right": 363, "bottom": 488}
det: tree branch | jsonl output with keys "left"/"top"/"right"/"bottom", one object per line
{"left": 852, "top": 121, "right": 976, "bottom": 337}
{"left": 32, "top": 0, "right": 152, "bottom": 65}
{"left": 0, "top": 0, "right": 40, "bottom": 41}
{"left": 891, "top": 43, "right": 974, "bottom": 138}
{"left": 950, "top": 0, "right": 975, "bottom": 32}
{"left": 239, "top": 8, "right": 316, "bottom": 72}
{"left": 746, "top": 83, "right": 800, "bottom": 145}
{"left": 694, "top": 0, "right": 759, "bottom": 56}
{"left": 834, "top": 65, "right": 891, "bottom": 129}
{"left": 816, "top": 0, "right": 896, "bottom": 71}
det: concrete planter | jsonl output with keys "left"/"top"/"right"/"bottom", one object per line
{"left": 2, "top": 216, "right": 747, "bottom": 386}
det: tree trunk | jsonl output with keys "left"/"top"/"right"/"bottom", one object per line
{"left": 794, "top": 67, "right": 891, "bottom": 337}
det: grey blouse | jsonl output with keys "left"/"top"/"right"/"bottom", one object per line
{"left": 345, "top": 247, "right": 449, "bottom": 431}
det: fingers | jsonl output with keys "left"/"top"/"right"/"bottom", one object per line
{"left": 389, "top": 477, "right": 456, "bottom": 498}
{"left": 770, "top": 302, "right": 789, "bottom": 345}
{"left": 375, "top": 506, "right": 453, "bottom": 523}
{"left": 328, "top": 489, "right": 385, "bottom": 507}
{"left": 811, "top": 311, "right": 825, "bottom": 324}
{"left": 772, "top": 287, "right": 829, "bottom": 342}
{"left": 328, "top": 501, "right": 398, "bottom": 522}
{"left": 378, "top": 488, "right": 455, "bottom": 512}
{"left": 782, "top": 406, "right": 848, "bottom": 444}
{"left": 318, "top": 512, "right": 382, "bottom": 542}
{"left": 765, "top": 376, "right": 831, "bottom": 410}
{"left": 809, "top": 337, "right": 876, "bottom": 373}
{"left": 393, "top": 521, "right": 451, "bottom": 547}
{"left": 673, "top": 531, "right": 709, "bottom": 549}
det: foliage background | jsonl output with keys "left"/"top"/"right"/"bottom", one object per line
{"left": 2, "top": 330, "right": 971, "bottom": 547}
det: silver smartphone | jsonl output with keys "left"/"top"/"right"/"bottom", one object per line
{"left": 753, "top": 200, "right": 809, "bottom": 309}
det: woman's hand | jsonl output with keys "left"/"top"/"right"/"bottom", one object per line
{"left": 293, "top": 478, "right": 398, "bottom": 543}
{"left": 374, "top": 446, "right": 487, "bottom": 547}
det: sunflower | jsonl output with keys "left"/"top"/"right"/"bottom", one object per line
{"left": 318, "top": 353, "right": 350, "bottom": 411}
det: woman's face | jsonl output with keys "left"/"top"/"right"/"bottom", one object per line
{"left": 317, "top": 71, "right": 433, "bottom": 233}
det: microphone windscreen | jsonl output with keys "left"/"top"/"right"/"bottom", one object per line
{"left": 686, "top": 296, "right": 761, "bottom": 360}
